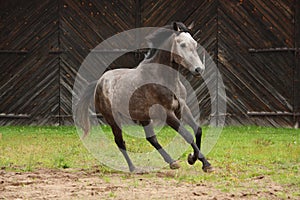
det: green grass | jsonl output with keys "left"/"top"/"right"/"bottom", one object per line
{"left": 0, "top": 126, "right": 98, "bottom": 171}
{"left": 0, "top": 125, "right": 299, "bottom": 196}
{"left": 200, "top": 126, "right": 300, "bottom": 194}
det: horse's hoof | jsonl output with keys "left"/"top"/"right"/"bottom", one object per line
{"left": 129, "top": 166, "right": 136, "bottom": 173}
{"left": 187, "top": 153, "right": 197, "bottom": 165}
{"left": 170, "top": 161, "right": 180, "bottom": 169}
{"left": 133, "top": 168, "right": 148, "bottom": 174}
{"left": 202, "top": 165, "right": 214, "bottom": 173}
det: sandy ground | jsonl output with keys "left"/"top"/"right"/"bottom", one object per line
{"left": 0, "top": 168, "right": 294, "bottom": 200}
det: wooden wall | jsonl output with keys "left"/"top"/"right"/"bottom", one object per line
{"left": 0, "top": 0, "right": 299, "bottom": 127}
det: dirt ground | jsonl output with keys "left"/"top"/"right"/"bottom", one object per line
{"left": 0, "top": 168, "right": 294, "bottom": 200}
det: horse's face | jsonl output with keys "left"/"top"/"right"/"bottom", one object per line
{"left": 172, "top": 32, "right": 205, "bottom": 77}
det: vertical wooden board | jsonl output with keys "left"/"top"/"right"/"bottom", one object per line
{"left": 59, "top": 0, "right": 137, "bottom": 124}
{"left": 1, "top": 0, "right": 59, "bottom": 51}
{"left": 141, "top": 1, "right": 202, "bottom": 27}
{"left": 187, "top": 1, "right": 218, "bottom": 123}
{"left": 0, "top": 54, "right": 60, "bottom": 125}
{"left": 294, "top": 0, "right": 300, "bottom": 127}
{"left": 185, "top": 0, "right": 218, "bottom": 58}
{"left": 218, "top": 0, "right": 295, "bottom": 126}
{"left": 60, "top": 0, "right": 136, "bottom": 49}
{"left": 0, "top": 0, "right": 298, "bottom": 126}
{"left": 0, "top": 0, "right": 60, "bottom": 125}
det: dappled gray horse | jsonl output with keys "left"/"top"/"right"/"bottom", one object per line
{"left": 76, "top": 22, "right": 212, "bottom": 173}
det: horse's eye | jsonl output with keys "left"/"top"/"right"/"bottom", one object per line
{"left": 180, "top": 43, "right": 186, "bottom": 48}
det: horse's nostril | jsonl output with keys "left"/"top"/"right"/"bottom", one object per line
{"left": 192, "top": 67, "right": 203, "bottom": 77}
{"left": 195, "top": 67, "right": 202, "bottom": 74}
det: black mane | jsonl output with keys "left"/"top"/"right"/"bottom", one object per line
{"left": 145, "top": 22, "right": 191, "bottom": 59}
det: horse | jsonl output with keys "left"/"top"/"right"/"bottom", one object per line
{"left": 75, "top": 22, "right": 213, "bottom": 173}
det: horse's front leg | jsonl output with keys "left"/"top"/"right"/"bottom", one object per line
{"left": 166, "top": 112, "right": 213, "bottom": 173}
{"left": 181, "top": 102, "right": 203, "bottom": 165}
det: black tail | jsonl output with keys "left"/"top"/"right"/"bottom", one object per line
{"left": 75, "top": 81, "right": 98, "bottom": 139}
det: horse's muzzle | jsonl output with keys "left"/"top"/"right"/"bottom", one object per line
{"left": 192, "top": 67, "right": 204, "bottom": 77}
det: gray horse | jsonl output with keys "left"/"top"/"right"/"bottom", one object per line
{"left": 76, "top": 22, "right": 213, "bottom": 173}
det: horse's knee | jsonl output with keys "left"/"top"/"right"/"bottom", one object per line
{"left": 146, "top": 135, "right": 159, "bottom": 143}
{"left": 146, "top": 135, "right": 156, "bottom": 143}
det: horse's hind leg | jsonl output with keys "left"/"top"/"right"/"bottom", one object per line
{"left": 166, "top": 112, "right": 213, "bottom": 173}
{"left": 181, "top": 103, "right": 202, "bottom": 165}
{"left": 111, "top": 123, "right": 136, "bottom": 172}
{"left": 141, "top": 121, "right": 180, "bottom": 169}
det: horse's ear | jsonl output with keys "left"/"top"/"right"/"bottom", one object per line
{"left": 173, "top": 22, "right": 181, "bottom": 32}
{"left": 188, "top": 21, "right": 194, "bottom": 30}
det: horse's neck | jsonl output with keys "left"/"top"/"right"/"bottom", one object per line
{"left": 145, "top": 49, "right": 180, "bottom": 80}
{"left": 140, "top": 49, "right": 181, "bottom": 96}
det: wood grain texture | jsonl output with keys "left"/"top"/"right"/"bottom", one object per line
{"left": 218, "top": 0, "right": 296, "bottom": 126}
{"left": 0, "top": 0, "right": 60, "bottom": 125}
{"left": 0, "top": 0, "right": 299, "bottom": 127}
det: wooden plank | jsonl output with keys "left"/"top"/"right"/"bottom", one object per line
{"left": 218, "top": 0, "right": 295, "bottom": 126}
{"left": 294, "top": 0, "right": 300, "bottom": 127}
{"left": 0, "top": 0, "right": 297, "bottom": 127}
{"left": 249, "top": 47, "right": 299, "bottom": 53}
{"left": 59, "top": 0, "right": 137, "bottom": 124}
{"left": 0, "top": 0, "right": 60, "bottom": 125}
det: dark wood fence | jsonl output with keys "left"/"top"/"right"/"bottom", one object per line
{"left": 1, "top": 0, "right": 299, "bottom": 127}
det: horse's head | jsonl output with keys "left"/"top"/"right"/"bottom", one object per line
{"left": 171, "top": 22, "right": 205, "bottom": 77}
